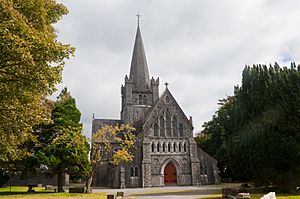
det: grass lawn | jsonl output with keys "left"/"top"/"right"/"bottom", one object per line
{"left": 0, "top": 186, "right": 106, "bottom": 199}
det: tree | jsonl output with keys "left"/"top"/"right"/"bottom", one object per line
{"left": 0, "top": 0, "right": 74, "bottom": 168}
{"left": 86, "top": 124, "right": 136, "bottom": 193}
{"left": 34, "top": 88, "right": 90, "bottom": 192}
{"left": 200, "top": 63, "right": 300, "bottom": 193}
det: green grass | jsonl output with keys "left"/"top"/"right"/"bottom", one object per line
{"left": 0, "top": 186, "right": 106, "bottom": 199}
{"left": 0, "top": 186, "right": 50, "bottom": 193}
{"left": 0, "top": 193, "right": 106, "bottom": 199}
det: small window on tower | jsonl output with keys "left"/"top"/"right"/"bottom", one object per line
{"left": 143, "top": 95, "right": 147, "bottom": 105}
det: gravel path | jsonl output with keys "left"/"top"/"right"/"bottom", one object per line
{"left": 93, "top": 183, "right": 240, "bottom": 199}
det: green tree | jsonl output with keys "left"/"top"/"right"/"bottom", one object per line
{"left": 35, "top": 88, "right": 90, "bottom": 192}
{"left": 0, "top": 0, "right": 74, "bottom": 167}
{"left": 86, "top": 124, "right": 136, "bottom": 193}
{"left": 200, "top": 63, "right": 300, "bottom": 192}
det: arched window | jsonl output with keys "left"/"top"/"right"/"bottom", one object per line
{"left": 204, "top": 165, "right": 207, "bottom": 175}
{"left": 130, "top": 167, "right": 134, "bottom": 176}
{"left": 200, "top": 165, "right": 204, "bottom": 175}
{"left": 143, "top": 95, "right": 147, "bottom": 105}
{"left": 151, "top": 142, "right": 155, "bottom": 152}
{"left": 160, "top": 116, "right": 165, "bottom": 137}
{"left": 166, "top": 109, "right": 172, "bottom": 137}
{"left": 200, "top": 165, "right": 207, "bottom": 175}
{"left": 163, "top": 142, "right": 166, "bottom": 152}
{"left": 157, "top": 142, "right": 160, "bottom": 152}
{"left": 179, "top": 142, "right": 182, "bottom": 152}
{"left": 183, "top": 142, "right": 187, "bottom": 152}
{"left": 138, "top": 95, "right": 142, "bottom": 105}
{"left": 173, "top": 142, "right": 176, "bottom": 152}
{"left": 179, "top": 123, "right": 184, "bottom": 137}
{"left": 172, "top": 116, "right": 178, "bottom": 137}
{"left": 154, "top": 123, "right": 159, "bottom": 136}
{"left": 131, "top": 166, "right": 138, "bottom": 177}
{"left": 168, "top": 142, "right": 171, "bottom": 152}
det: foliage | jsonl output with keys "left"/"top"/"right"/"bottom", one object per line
{"left": 0, "top": 0, "right": 74, "bottom": 166}
{"left": 31, "top": 88, "right": 90, "bottom": 192}
{"left": 86, "top": 124, "right": 136, "bottom": 193}
{"left": 0, "top": 169, "right": 9, "bottom": 188}
{"left": 199, "top": 63, "right": 300, "bottom": 192}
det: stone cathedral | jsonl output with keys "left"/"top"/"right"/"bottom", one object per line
{"left": 92, "top": 23, "right": 220, "bottom": 188}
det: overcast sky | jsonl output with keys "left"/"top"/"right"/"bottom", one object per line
{"left": 54, "top": 0, "right": 300, "bottom": 137}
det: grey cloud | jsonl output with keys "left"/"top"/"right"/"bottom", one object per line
{"left": 55, "top": 0, "right": 300, "bottom": 136}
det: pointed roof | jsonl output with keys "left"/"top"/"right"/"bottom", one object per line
{"left": 142, "top": 87, "right": 194, "bottom": 133}
{"left": 129, "top": 25, "right": 150, "bottom": 89}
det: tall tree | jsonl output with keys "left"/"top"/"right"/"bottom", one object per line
{"left": 35, "top": 88, "right": 90, "bottom": 192}
{"left": 0, "top": 0, "right": 74, "bottom": 167}
{"left": 199, "top": 63, "right": 300, "bottom": 192}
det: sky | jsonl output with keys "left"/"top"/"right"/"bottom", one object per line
{"left": 54, "top": 0, "right": 300, "bottom": 137}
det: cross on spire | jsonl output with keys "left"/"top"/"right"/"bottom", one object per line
{"left": 136, "top": 12, "right": 141, "bottom": 26}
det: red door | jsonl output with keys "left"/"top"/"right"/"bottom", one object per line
{"left": 164, "top": 162, "right": 177, "bottom": 185}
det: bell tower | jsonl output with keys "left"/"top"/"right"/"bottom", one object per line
{"left": 121, "top": 18, "right": 159, "bottom": 124}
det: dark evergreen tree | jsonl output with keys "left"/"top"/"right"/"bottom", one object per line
{"left": 32, "top": 88, "right": 90, "bottom": 192}
{"left": 197, "top": 63, "right": 300, "bottom": 193}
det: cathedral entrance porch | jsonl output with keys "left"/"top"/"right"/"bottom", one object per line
{"left": 164, "top": 162, "right": 177, "bottom": 185}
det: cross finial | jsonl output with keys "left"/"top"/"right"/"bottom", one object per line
{"left": 136, "top": 12, "right": 141, "bottom": 26}
{"left": 165, "top": 82, "right": 169, "bottom": 88}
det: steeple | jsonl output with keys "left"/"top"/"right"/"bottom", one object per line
{"left": 121, "top": 18, "right": 160, "bottom": 124}
{"left": 129, "top": 23, "right": 150, "bottom": 90}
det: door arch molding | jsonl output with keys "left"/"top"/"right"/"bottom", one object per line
{"left": 160, "top": 158, "right": 181, "bottom": 186}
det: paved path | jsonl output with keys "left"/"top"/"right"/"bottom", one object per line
{"left": 94, "top": 183, "right": 240, "bottom": 199}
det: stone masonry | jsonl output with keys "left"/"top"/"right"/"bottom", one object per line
{"left": 92, "top": 23, "right": 221, "bottom": 188}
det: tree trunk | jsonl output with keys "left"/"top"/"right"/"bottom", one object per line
{"left": 86, "top": 170, "right": 94, "bottom": 193}
{"left": 85, "top": 174, "right": 93, "bottom": 193}
{"left": 57, "top": 170, "right": 65, "bottom": 192}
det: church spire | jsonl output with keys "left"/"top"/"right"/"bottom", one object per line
{"left": 129, "top": 16, "right": 150, "bottom": 89}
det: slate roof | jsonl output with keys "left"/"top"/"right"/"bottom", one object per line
{"left": 92, "top": 119, "right": 122, "bottom": 134}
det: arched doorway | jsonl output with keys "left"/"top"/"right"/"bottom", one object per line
{"left": 164, "top": 162, "right": 177, "bottom": 185}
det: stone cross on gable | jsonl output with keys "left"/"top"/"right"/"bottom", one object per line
{"left": 165, "top": 82, "right": 169, "bottom": 88}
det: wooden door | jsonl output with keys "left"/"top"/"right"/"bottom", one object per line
{"left": 164, "top": 162, "right": 177, "bottom": 185}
